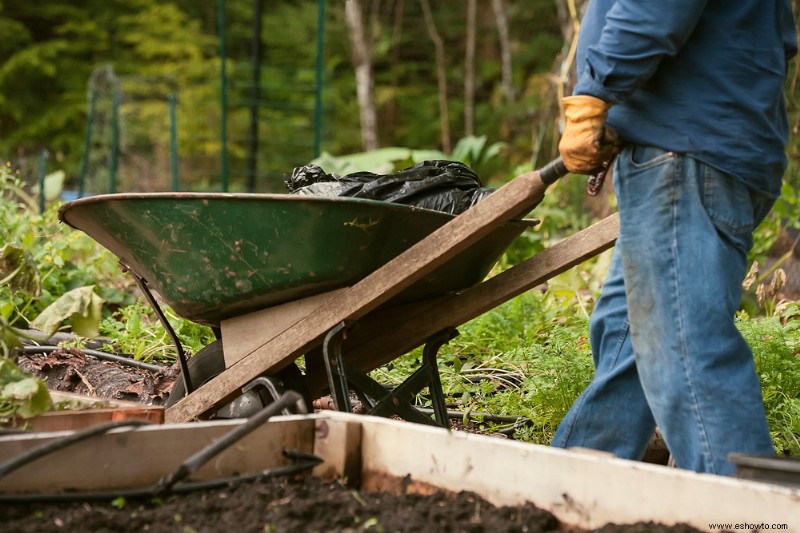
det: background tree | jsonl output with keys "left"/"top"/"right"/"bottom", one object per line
{"left": 1, "top": 0, "right": 795, "bottom": 196}
{"left": 492, "top": 0, "right": 515, "bottom": 106}
{"left": 344, "top": 0, "right": 379, "bottom": 151}
{"left": 419, "top": 0, "right": 451, "bottom": 153}
{"left": 464, "top": 0, "right": 476, "bottom": 137}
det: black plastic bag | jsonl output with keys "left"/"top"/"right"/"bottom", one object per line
{"left": 284, "top": 160, "right": 494, "bottom": 216}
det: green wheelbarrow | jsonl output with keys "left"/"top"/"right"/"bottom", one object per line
{"left": 59, "top": 192, "right": 536, "bottom": 418}
{"left": 59, "top": 159, "right": 619, "bottom": 424}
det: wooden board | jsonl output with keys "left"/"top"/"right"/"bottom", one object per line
{"left": 4, "top": 411, "right": 797, "bottom": 531}
{"left": 221, "top": 289, "right": 345, "bottom": 367}
{"left": 166, "top": 169, "right": 553, "bottom": 423}
{"left": 0, "top": 417, "right": 315, "bottom": 493}
{"left": 349, "top": 413, "right": 800, "bottom": 530}
{"left": 7, "top": 408, "right": 164, "bottom": 433}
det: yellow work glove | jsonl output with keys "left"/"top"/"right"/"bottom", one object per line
{"left": 558, "top": 95, "right": 618, "bottom": 175}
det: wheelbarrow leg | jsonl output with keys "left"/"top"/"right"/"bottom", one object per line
{"left": 421, "top": 327, "right": 458, "bottom": 426}
{"left": 363, "top": 328, "right": 457, "bottom": 427}
{"left": 322, "top": 321, "right": 352, "bottom": 413}
{"left": 319, "top": 323, "right": 457, "bottom": 428}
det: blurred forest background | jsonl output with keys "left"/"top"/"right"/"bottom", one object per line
{"left": 0, "top": 1, "right": 798, "bottom": 197}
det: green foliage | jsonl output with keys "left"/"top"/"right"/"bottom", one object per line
{"left": 0, "top": 166, "right": 131, "bottom": 331}
{"left": 449, "top": 136, "right": 507, "bottom": 181}
{"left": 0, "top": 164, "right": 212, "bottom": 364}
{"left": 743, "top": 167, "right": 800, "bottom": 317}
{"left": 0, "top": 0, "right": 220, "bottom": 184}
{"left": 308, "top": 135, "right": 508, "bottom": 180}
{"left": 434, "top": 288, "right": 597, "bottom": 444}
{"left": 0, "top": 357, "right": 52, "bottom": 424}
{"left": 0, "top": 242, "right": 41, "bottom": 297}
{"left": 30, "top": 285, "right": 105, "bottom": 338}
{"left": 0, "top": 315, "right": 23, "bottom": 359}
{"left": 372, "top": 250, "right": 799, "bottom": 454}
{"left": 311, "top": 147, "right": 448, "bottom": 176}
{"left": 99, "top": 301, "right": 214, "bottom": 363}
{"left": 371, "top": 290, "right": 595, "bottom": 444}
{"left": 738, "top": 307, "right": 800, "bottom": 455}
{"left": 0, "top": 1, "right": 567, "bottom": 192}
{"left": 110, "top": 496, "right": 126, "bottom": 510}
{"left": 751, "top": 167, "right": 800, "bottom": 265}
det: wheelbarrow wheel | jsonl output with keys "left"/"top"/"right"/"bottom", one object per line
{"left": 165, "top": 340, "right": 225, "bottom": 408}
{"left": 165, "top": 340, "right": 310, "bottom": 413}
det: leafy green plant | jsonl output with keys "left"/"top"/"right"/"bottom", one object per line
{"left": 0, "top": 357, "right": 51, "bottom": 425}
{"left": 310, "top": 147, "right": 449, "bottom": 177}
{"left": 0, "top": 166, "right": 131, "bottom": 332}
{"left": 449, "top": 135, "right": 506, "bottom": 179}
{"left": 99, "top": 301, "right": 214, "bottom": 363}
{"left": 0, "top": 163, "right": 211, "bottom": 364}
{"left": 370, "top": 289, "right": 595, "bottom": 444}
{"left": 738, "top": 306, "right": 800, "bottom": 455}
{"left": 372, "top": 264, "right": 799, "bottom": 454}
{"left": 744, "top": 172, "right": 800, "bottom": 315}
{"left": 308, "top": 137, "right": 504, "bottom": 182}
{"left": 30, "top": 285, "right": 105, "bottom": 338}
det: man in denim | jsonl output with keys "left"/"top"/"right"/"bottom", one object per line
{"left": 552, "top": 0, "right": 798, "bottom": 475}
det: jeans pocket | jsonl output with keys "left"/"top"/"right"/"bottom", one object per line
{"left": 626, "top": 145, "right": 674, "bottom": 171}
{"left": 702, "top": 165, "right": 754, "bottom": 236}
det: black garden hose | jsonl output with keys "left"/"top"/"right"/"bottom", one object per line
{"left": 0, "top": 392, "right": 317, "bottom": 503}
{"left": 19, "top": 345, "right": 167, "bottom": 374}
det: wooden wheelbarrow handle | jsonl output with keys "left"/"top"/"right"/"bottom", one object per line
{"left": 538, "top": 156, "right": 570, "bottom": 185}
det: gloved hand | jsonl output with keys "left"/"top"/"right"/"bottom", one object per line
{"left": 558, "top": 95, "right": 619, "bottom": 175}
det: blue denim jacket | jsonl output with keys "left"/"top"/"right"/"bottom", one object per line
{"left": 574, "top": 0, "right": 798, "bottom": 197}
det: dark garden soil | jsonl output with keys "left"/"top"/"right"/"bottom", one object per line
{"left": 0, "top": 475, "right": 708, "bottom": 533}
{"left": 4, "top": 348, "right": 711, "bottom": 533}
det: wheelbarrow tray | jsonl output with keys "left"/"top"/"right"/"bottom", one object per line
{"left": 59, "top": 193, "right": 535, "bottom": 326}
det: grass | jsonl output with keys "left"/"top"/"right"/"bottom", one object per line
{"left": 371, "top": 286, "right": 596, "bottom": 445}
{"left": 739, "top": 303, "right": 800, "bottom": 455}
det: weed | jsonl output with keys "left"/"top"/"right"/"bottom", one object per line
{"left": 110, "top": 497, "right": 126, "bottom": 510}
{"left": 738, "top": 310, "right": 800, "bottom": 455}
{"left": 99, "top": 301, "right": 214, "bottom": 363}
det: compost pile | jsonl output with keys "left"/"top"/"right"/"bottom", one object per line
{"left": 0, "top": 474, "right": 709, "bottom": 533}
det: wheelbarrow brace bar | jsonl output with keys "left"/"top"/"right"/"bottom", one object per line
{"left": 126, "top": 263, "right": 193, "bottom": 394}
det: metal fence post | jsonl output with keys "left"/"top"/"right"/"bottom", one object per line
{"left": 78, "top": 90, "right": 96, "bottom": 198}
{"left": 218, "top": 0, "right": 229, "bottom": 192}
{"left": 169, "top": 93, "right": 180, "bottom": 191}
{"left": 313, "top": 0, "right": 326, "bottom": 159}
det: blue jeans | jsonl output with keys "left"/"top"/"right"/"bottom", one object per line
{"left": 552, "top": 145, "right": 776, "bottom": 475}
